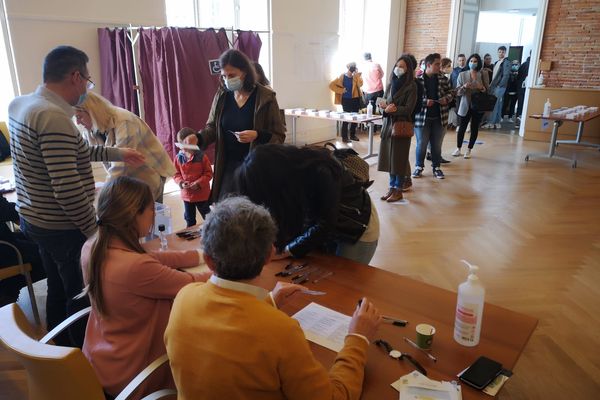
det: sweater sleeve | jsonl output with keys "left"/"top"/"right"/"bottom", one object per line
{"left": 198, "top": 91, "right": 222, "bottom": 149}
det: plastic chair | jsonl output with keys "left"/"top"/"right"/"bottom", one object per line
{"left": 0, "top": 240, "right": 40, "bottom": 326}
{"left": 0, "top": 303, "right": 176, "bottom": 400}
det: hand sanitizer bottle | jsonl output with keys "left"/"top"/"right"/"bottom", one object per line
{"left": 366, "top": 100, "right": 374, "bottom": 118}
{"left": 454, "top": 260, "right": 485, "bottom": 347}
{"left": 543, "top": 98, "right": 552, "bottom": 117}
{"left": 158, "top": 224, "right": 168, "bottom": 251}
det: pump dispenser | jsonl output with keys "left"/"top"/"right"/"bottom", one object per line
{"left": 366, "top": 100, "right": 374, "bottom": 117}
{"left": 543, "top": 98, "right": 552, "bottom": 117}
{"left": 454, "top": 260, "right": 485, "bottom": 346}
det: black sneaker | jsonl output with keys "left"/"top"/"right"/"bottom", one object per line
{"left": 440, "top": 158, "right": 451, "bottom": 164}
{"left": 412, "top": 167, "right": 424, "bottom": 178}
{"left": 350, "top": 135, "right": 360, "bottom": 141}
{"left": 433, "top": 167, "right": 445, "bottom": 179}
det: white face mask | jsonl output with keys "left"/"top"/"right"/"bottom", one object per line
{"left": 393, "top": 67, "right": 405, "bottom": 77}
{"left": 224, "top": 76, "right": 243, "bottom": 92}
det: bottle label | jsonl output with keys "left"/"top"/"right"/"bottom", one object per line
{"left": 455, "top": 302, "right": 478, "bottom": 343}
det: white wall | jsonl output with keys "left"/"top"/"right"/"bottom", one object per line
{"left": 5, "top": 0, "right": 166, "bottom": 95}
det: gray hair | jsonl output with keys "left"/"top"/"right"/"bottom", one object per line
{"left": 201, "top": 196, "right": 277, "bottom": 280}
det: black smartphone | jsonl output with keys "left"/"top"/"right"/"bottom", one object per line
{"left": 459, "top": 356, "right": 503, "bottom": 390}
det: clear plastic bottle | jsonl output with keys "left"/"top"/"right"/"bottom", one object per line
{"left": 158, "top": 224, "right": 168, "bottom": 251}
{"left": 366, "top": 100, "right": 373, "bottom": 118}
{"left": 454, "top": 260, "right": 485, "bottom": 347}
{"left": 543, "top": 98, "right": 552, "bottom": 117}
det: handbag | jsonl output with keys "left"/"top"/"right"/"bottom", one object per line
{"left": 324, "top": 142, "right": 372, "bottom": 187}
{"left": 471, "top": 92, "right": 497, "bottom": 112}
{"left": 391, "top": 120, "right": 414, "bottom": 138}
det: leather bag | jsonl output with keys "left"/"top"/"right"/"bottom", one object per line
{"left": 391, "top": 120, "right": 414, "bottom": 138}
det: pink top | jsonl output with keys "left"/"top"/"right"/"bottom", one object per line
{"left": 362, "top": 61, "right": 384, "bottom": 93}
{"left": 81, "top": 238, "right": 204, "bottom": 399}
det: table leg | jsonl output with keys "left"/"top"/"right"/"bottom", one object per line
{"left": 362, "top": 122, "right": 378, "bottom": 160}
{"left": 555, "top": 121, "right": 600, "bottom": 150}
{"left": 291, "top": 116, "right": 297, "bottom": 145}
{"left": 525, "top": 119, "right": 576, "bottom": 167}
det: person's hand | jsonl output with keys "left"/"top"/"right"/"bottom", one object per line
{"left": 384, "top": 103, "right": 397, "bottom": 113}
{"left": 348, "top": 297, "right": 381, "bottom": 343}
{"left": 190, "top": 182, "right": 200, "bottom": 190}
{"left": 271, "top": 282, "right": 304, "bottom": 307}
{"left": 236, "top": 130, "right": 258, "bottom": 143}
{"left": 438, "top": 97, "right": 448, "bottom": 106}
{"left": 121, "top": 148, "right": 145, "bottom": 166}
{"left": 426, "top": 99, "right": 435, "bottom": 107}
{"left": 272, "top": 248, "right": 291, "bottom": 260}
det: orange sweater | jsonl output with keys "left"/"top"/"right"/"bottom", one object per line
{"left": 165, "top": 282, "right": 369, "bottom": 400}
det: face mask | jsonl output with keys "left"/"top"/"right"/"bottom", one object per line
{"left": 393, "top": 67, "right": 405, "bottom": 77}
{"left": 76, "top": 92, "right": 88, "bottom": 106}
{"left": 512, "top": 65, "right": 519, "bottom": 71}
{"left": 224, "top": 76, "right": 243, "bottom": 92}
{"left": 420, "top": 64, "right": 426, "bottom": 72}
{"left": 349, "top": 66, "right": 357, "bottom": 73}
{"left": 469, "top": 62, "right": 477, "bottom": 70}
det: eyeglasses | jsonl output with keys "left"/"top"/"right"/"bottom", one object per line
{"left": 78, "top": 71, "right": 95, "bottom": 90}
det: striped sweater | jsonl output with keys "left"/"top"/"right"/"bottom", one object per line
{"left": 8, "top": 86, "right": 122, "bottom": 237}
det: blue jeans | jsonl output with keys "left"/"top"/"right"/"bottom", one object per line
{"left": 184, "top": 200, "right": 211, "bottom": 227}
{"left": 415, "top": 118, "right": 444, "bottom": 168}
{"left": 489, "top": 87, "right": 506, "bottom": 124}
{"left": 389, "top": 174, "right": 403, "bottom": 189}
{"left": 20, "top": 218, "right": 89, "bottom": 347}
{"left": 336, "top": 240, "right": 378, "bottom": 265}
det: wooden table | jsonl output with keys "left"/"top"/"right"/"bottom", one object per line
{"left": 152, "top": 234, "right": 538, "bottom": 399}
{"left": 526, "top": 111, "right": 600, "bottom": 168}
{"left": 285, "top": 110, "right": 382, "bottom": 159}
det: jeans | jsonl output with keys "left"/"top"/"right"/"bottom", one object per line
{"left": 341, "top": 97, "right": 361, "bottom": 139}
{"left": 457, "top": 109, "right": 483, "bottom": 149}
{"left": 20, "top": 218, "right": 89, "bottom": 347}
{"left": 489, "top": 87, "right": 506, "bottom": 124}
{"left": 336, "top": 240, "right": 378, "bottom": 265}
{"left": 415, "top": 118, "right": 444, "bottom": 168}
{"left": 184, "top": 200, "right": 211, "bottom": 227}
{"left": 389, "top": 174, "right": 403, "bottom": 189}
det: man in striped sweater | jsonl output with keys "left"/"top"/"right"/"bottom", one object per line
{"left": 8, "top": 46, "right": 143, "bottom": 346}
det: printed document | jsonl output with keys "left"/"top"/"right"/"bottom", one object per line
{"left": 292, "top": 302, "right": 351, "bottom": 352}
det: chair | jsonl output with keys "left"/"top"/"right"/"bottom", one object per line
{"left": 0, "top": 303, "right": 176, "bottom": 400}
{"left": 0, "top": 240, "right": 40, "bottom": 326}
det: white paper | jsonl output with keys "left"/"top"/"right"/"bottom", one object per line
{"left": 292, "top": 302, "right": 351, "bottom": 352}
{"left": 392, "top": 371, "right": 462, "bottom": 400}
{"left": 175, "top": 143, "right": 200, "bottom": 151}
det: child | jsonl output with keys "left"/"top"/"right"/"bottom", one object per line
{"left": 174, "top": 127, "right": 213, "bottom": 227}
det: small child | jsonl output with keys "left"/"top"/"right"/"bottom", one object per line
{"left": 174, "top": 128, "right": 213, "bottom": 227}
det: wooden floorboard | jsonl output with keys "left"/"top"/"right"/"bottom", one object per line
{"left": 1, "top": 128, "right": 599, "bottom": 399}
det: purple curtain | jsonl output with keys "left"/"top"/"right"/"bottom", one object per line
{"left": 234, "top": 30, "right": 262, "bottom": 61}
{"left": 138, "top": 28, "right": 229, "bottom": 159}
{"left": 97, "top": 28, "right": 139, "bottom": 115}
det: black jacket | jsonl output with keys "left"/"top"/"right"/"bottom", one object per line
{"left": 286, "top": 166, "right": 372, "bottom": 257}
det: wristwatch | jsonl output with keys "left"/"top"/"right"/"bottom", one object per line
{"left": 375, "top": 339, "right": 428, "bottom": 376}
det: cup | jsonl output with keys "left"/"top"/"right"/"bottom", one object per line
{"left": 415, "top": 323, "right": 436, "bottom": 349}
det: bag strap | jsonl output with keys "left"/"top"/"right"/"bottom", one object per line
{"left": 324, "top": 142, "right": 338, "bottom": 151}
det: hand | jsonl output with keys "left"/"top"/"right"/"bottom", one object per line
{"left": 348, "top": 297, "right": 381, "bottom": 342}
{"left": 121, "top": 148, "right": 145, "bottom": 166}
{"left": 438, "top": 97, "right": 448, "bottom": 106}
{"left": 384, "top": 103, "right": 397, "bottom": 113}
{"left": 271, "top": 281, "right": 304, "bottom": 307}
{"left": 236, "top": 130, "right": 258, "bottom": 143}
{"left": 190, "top": 182, "right": 200, "bottom": 190}
{"left": 272, "top": 248, "right": 291, "bottom": 260}
{"left": 426, "top": 99, "right": 435, "bottom": 107}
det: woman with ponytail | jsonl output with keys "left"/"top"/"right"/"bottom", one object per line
{"left": 80, "top": 176, "right": 209, "bottom": 399}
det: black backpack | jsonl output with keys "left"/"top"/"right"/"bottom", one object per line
{"left": 324, "top": 142, "right": 373, "bottom": 188}
{"left": 0, "top": 132, "right": 10, "bottom": 162}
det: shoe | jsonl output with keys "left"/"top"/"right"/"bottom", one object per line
{"left": 350, "top": 135, "right": 360, "bottom": 141}
{"left": 342, "top": 137, "right": 351, "bottom": 143}
{"left": 464, "top": 149, "right": 472, "bottom": 159}
{"left": 402, "top": 177, "right": 412, "bottom": 192}
{"left": 433, "top": 167, "right": 445, "bottom": 179}
{"left": 451, "top": 148, "right": 462, "bottom": 157}
{"left": 440, "top": 158, "right": 451, "bottom": 164}
{"left": 508, "top": 117, "right": 514, "bottom": 122}
{"left": 387, "top": 188, "right": 404, "bottom": 202}
{"left": 482, "top": 123, "right": 493, "bottom": 129}
{"left": 412, "top": 167, "right": 423, "bottom": 178}
{"left": 426, "top": 151, "right": 431, "bottom": 161}
{"left": 380, "top": 188, "right": 394, "bottom": 201}
{"left": 494, "top": 123, "right": 502, "bottom": 129}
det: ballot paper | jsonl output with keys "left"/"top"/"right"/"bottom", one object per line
{"left": 292, "top": 302, "right": 351, "bottom": 352}
{"left": 175, "top": 143, "right": 200, "bottom": 151}
{"left": 392, "top": 371, "right": 462, "bottom": 400}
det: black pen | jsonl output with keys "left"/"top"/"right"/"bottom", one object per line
{"left": 382, "top": 317, "right": 408, "bottom": 327}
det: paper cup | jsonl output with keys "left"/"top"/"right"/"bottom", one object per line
{"left": 416, "top": 323, "right": 436, "bottom": 349}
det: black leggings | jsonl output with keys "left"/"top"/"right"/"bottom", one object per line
{"left": 456, "top": 109, "right": 483, "bottom": 149}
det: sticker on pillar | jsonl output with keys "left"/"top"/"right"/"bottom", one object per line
{"left": 209, "top": 59, "right": 221, "bottom": 75}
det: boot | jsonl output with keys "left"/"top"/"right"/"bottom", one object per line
{"left": 402, "top": 177, "right": 413, "bottom": 192}
{"left": 380, "top": 187, "right": 394, "bottom": 201}
{"left": 387, "top": 188, "right": 404, "bottom": 202}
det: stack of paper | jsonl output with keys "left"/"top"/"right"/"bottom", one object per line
{"left": 392, "top": 371, "right": 462, "bottom": 400}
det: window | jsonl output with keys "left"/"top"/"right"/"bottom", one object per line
{"left": 0, "top": 2, "right": 17, "bottom": 122}
{"left": 166, "top": 0, "right": 271, "bottom": 81}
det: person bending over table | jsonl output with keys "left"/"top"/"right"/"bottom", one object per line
{"left": 79, "top": 176, "right": 209, "bottom": 399}
{"left": 236, "top": 144, "right": 380, "bottom": 264}
{"left": 165, "top": 196, "right": 381, "bottom": 400}
{"left": 196, "top": 49, "right": 285, "bottom": 202}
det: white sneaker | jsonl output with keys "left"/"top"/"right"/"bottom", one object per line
{"left": 464, "top": 149, "right": 472, "bottom": 159}
{"left": 508, "top": 117, "right": 514, "bottom": 122}
{"left": 451, "top": 148, "right": 462, "bottom": 157}
{"left": 482, "top": 123, "right": 493, "bottom": 129}
{"left": 494, "top": 123, "right": 502, "bottom": 129}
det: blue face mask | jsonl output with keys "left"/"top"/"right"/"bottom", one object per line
{"left": 469, "top": 62, "right": 477, "bottom": 70}
{"left": 511, "top": 65, "right": 519, "bottom": 71}
{"left": 224, "top": 76, "right": 243, "bottom": 92}
{"left": 76, "top": 92, "right": 88, "bottom": 106}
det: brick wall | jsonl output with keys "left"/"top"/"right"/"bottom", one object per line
{"left": 403, "top": 0, "right": 452, "bottom": 61}
{"left": 539, "top": 0, "right": 600, "bottom": 89}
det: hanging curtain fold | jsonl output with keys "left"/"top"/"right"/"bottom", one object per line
{"left": 234, "top": 30, "right": 262, "bottom": 61}
{"left": 97, "top": 28, "right": 139, "bottom": 115}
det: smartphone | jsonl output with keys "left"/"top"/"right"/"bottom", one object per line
{"left": 227, "top": 130, "right": 240, "bottom": 139}
{"left": 459, "top": 356, "right": 503, "bottom": 390}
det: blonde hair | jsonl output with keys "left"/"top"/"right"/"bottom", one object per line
{"left": 79, "top": 91, "right": 118, "bottom": 132}
{"left": 82, "top": 176, "right": 154, "bottom": 316}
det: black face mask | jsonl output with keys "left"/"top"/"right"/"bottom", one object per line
{"left": 349, "top": 66, "right": 356, "bottom": 73}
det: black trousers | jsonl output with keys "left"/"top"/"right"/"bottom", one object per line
{"left": 341, "top": 97, "right": 361, "bottom": 139}
{"left": 457, "top": 109, "right": 484, "bottom": 149}
{"left": 184, "top": 201, "right": 211, "bottom": 227}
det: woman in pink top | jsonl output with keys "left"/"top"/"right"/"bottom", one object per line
{"left": 79, "top": 176, "right": 209, "bottom": 399}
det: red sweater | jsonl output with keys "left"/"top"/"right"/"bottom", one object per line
{"left": 173, "top": 152, "right": 213, "bottom": 202}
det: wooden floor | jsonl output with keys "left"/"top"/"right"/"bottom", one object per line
{"left": 2, "top": 128, "right": 600, "bottom": 399}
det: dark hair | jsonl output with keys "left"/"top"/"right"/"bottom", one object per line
{"left": 201, "top": 196, "right": 276, "bottom": 281}
{"left": 364, "top": 52, "right": 372, "bottom": 61}
{"left": 390, "top": 55, "right": 416, "bottom": 90}
{"left": 484, "top": 53, "right": 491, "bottom": 58}
{"left": 425, "top": 53, "right": 441, "bottom": 66}
{"left": 253, "top": 62, "right": 270, "bottom": 86}
{"left": 347, "top": 62, "right": 357, "bottom": 72}
{"left": 457, "top": 53, "right": 466, "bottom": 59}
{"left": 235, "top": 144, "right": 342, "bottom": 246}
{"left": 498, "top": 46, "right": 507, "bottom": 52}
{"left": 177, "top": 127, "right": 197, "bottom": 142}
{"left": 402, "top": 53, "right": 418, "bottom": 71}
{"left": 219, "top": 49, "right": 256, "bottom": 92}
{"left": 467, "top": 53, "right": 483, "bottom": 71}
{"left": 441, "top": 57, "right": 452, "bottom": 68}
{"left": 43, "top": 45, "right": 89, "bottom": 83}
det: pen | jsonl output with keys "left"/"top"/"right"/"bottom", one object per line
{"left": 403, "top": 337, "right": 437, "bottom": 362}
{"left": 382, "top": 317, "right": 408, "bottom": 327}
